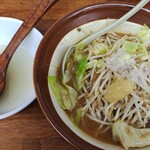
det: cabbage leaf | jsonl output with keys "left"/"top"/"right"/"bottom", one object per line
{"left": 74, "top": 56, "right": 88, "bottom": 91}
{"left": 71, "top": 108, "right": 82, "bottom": 126}
{"left": 74, "top": 42, "right": 86, "bottom": 61}
{"left": 122, "top": 41, "right": 138, "bottom": 54}
{"left": 48, "top": 76, "right": 77, "bottom": 111}
{"left": 122, "top": 40, "right": 149, "bottom": 60}
{"left": 93, "top": 43, "right": 108, "bottom": 55}
{"left": 113, "top": 120, "right": 150, "bottom": 150}
{"left": 137, "top": 25, "right": 150, "bottom": 43}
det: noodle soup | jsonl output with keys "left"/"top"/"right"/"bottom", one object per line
{"left": 48, "top": 19, "right": 150, "bottom": 150}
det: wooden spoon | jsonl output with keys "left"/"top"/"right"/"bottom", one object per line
{"left": 0, "top": 0, "right": 59, "bottom": 95}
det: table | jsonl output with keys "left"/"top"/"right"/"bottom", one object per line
{"left": 0, "top": 0, "right": 149, "bottom": 149}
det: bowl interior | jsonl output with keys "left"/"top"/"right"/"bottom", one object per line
{"left": 49, "top": 19, "right": 145, "bottom": 150}
{"left": 34, "top": 2, "right": 150, "bottom": 150}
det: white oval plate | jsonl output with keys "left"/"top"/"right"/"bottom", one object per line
{"left": 0, "top": 17, "right": 43, "bottom": 119}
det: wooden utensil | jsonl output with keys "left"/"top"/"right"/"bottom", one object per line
{"left": 0, "top": 0, "right": 59, "bottom": 95}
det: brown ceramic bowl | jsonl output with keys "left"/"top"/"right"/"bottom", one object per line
{"left": 34, "top": 2, "right": 150, "bottom": 150}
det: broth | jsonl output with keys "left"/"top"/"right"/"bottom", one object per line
{"left": 67, "top": 109, "right": 118, "bottom": 145}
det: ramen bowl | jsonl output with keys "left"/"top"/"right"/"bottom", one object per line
{"left": 33, "top": 2, "right": 150, "bottom": 150}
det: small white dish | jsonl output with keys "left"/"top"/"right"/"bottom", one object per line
{"left": 0, "top": 17, "right": 43, "bottom": 119}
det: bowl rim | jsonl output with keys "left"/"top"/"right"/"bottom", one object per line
{"left": 34, "top": 2, "right": 150, "bottom": 150}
